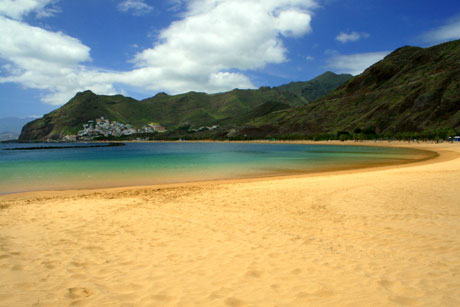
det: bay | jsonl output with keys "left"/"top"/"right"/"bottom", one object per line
{"left": 0, "top": 142, "right": 426, "bottom": 194}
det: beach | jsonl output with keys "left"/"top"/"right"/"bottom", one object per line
{"left": 0, "top": 141, "right": 459, "bottom": 306}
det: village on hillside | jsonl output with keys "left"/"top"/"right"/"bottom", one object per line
{"left": 60, "top": 116, "right": 222, "bottom": 141}
{"left": 63, "top": 117, "right": 167, "bottom": 141}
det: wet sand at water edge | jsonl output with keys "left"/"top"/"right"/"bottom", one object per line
{"left": 0, "top": 141, "right": 459, "bottom": 306}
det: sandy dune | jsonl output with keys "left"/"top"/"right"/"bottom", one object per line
{"left": 0, "top": 142, "right": 459, "bottom": 306}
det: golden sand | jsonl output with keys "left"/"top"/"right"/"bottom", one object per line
{"left": 0, "top": 142, "right": 459, "bottom": 306}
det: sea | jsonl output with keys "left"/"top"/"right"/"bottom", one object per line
{"left": 0, "top": 142, "right": 427, "bottom": 194}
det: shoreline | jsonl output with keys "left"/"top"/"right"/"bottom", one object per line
{"left": 1, "top": 142, "right": 459, "bottom": 305}
{"left": 0, "top": 141, "right": 445, "bottom": 200}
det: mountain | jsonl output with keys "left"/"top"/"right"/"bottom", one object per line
{"left": 19, "top": 72, "right": 351, "bottom": 141}
{"left": 237, "top": 39, "right": 460, "bottom": 139}
{"left": 18, "top": 40, "right": 460, "bottom": 141}
{"left": 276, "top": 71, "right": 354, "bottom": 105}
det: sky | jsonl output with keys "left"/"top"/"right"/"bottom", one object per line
{"left": 0, "top": 0, "right": 459, "bottom": 118}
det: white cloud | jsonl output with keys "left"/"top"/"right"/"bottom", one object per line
{"left": 0, "top": 0, "right": 318, "bottom": 105}
{"left": 0, "top": 0, "right": 58, "bottom": 20}
{"left": 306, "top": 56, "right": 314, "bottom": 61}
{"left": 168, "top": 0, "right": 185, "bottom": 12}
{"left": 117, "top": 0, "right": 153, "bottom": 16}
{"left": 207, "top": 72, "right": 254, "bottom": 92}
{"left": 421, "top": 15, "right": 460, "bottom": 44}
{"left": 0, "top": 16, "right": 117, "bottom": 105}
{"left": 130, "top": 0, "right": 317, "bottom": 94}
{"left": 276, "top": 9, "right": 312, "bottom": 37}
{"left": 0, "top": 17, "right": 90, "bottom": 66}
{"left": 327, "top": 51, "right": 390, "bottom": 75}
{"left": 336, "top": 31, "right": 369, "bottom": 43}
{"left": 35, "top": 3, "right": 61, "bottom": 18}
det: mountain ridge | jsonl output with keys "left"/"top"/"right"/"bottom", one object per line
{"left": 18, "top": 39, "right": 460, "bottom": 141}
{"left": 19, "top": 71, "right": 352, "bottom": 141}
{"left": 236, "top": 39, "right": 460, "bottom": 139}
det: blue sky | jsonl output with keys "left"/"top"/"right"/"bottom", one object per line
{"left": 0, "top": 0, "right": 459, "bottom": 118}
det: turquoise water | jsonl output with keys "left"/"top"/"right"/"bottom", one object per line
{"left": 0, "top": 142, "right": 425, "bottom": 194}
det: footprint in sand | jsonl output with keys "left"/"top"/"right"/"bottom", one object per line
{"left": 67, "top": 287, "right": 93, "bottom": 299}
{"left": 291, "top": 268, "right": 302, "bottom": 275}
{"left": 245, "top": 269, "right": 263, "bottom": 278}
{"left": 11, "top": 264, "right": 22, "bottom": 271}
{"left": 42, "top": 261, "right": 55, "bottom": 269}
{"left": 378, "top": 279, "right": 392, "bottom": 290}
{"left": 224, "top": 296, "right": 246, "bottom": 307}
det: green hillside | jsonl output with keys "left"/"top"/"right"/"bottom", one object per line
{"left": 20, "top": 40, "right": 460, "bottom": 140}
{"left": 21, "top": 39, "right": 460, "bottom": 142}
{"left": 237, "top": 40, "right": 460, "bottom": 139}
{"left": 19, "top": 72, "right": 351, "bottom": 140}
{"left": 276, "top": 71, "right": 354, "bottom": 105}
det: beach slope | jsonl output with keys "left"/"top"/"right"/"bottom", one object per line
{"left": 0, "top": 142, "right": 459, "bottom": 306}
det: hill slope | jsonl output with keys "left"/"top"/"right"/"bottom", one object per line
{"left": 239, "top": 40, "right": 460, "bottom": 138}
{"left": 19, "top": 72, "right": 351, "bottom": 141}
{"left": 276, "top": 71, "right": 354, "bottom": 104}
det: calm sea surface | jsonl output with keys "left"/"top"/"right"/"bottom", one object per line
{"left": 0, "top": 142, "right": 425, "bottom": 194}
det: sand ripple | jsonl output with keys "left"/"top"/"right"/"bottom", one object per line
{"left": 0, "top": 143, "right": 459, "bottom": 306}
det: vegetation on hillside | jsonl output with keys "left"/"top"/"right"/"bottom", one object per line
{"left": 235, "top": 40, "right": 460, "bottom": 140}
{"left": 19, "top": 72, "right": 351, "bottom": 141}
{"left": 18, "top": 40, "right": 460, "bottom": 142}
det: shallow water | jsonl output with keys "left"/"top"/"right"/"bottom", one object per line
{"left": 0, "top": 142, "right": 425, "bottom": 194}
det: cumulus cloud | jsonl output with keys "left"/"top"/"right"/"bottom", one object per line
{"left": 0, "top": 0, "right": 318, "bottom": 105}
{"left": 0, "top": 17, "right": 90, "bottom": 66}
{"left": 327, "top": 51, "right": 390, "bottom": 75}
{"left": 276, "top": 9, "right": 312, "bottom": 37}
{"left": 0, "top": 14, "right": 119, "bottom": 105}
{"left": 117, "top": 0, "right": 153, "bottom": 16}
{"left": 130, "top": 0, "right": 316, "bottom": 93}
{"left": 0, "top": 0, "right": 58, "bottom": 20}
{"left": 421, "top": 14, "right": 460, "bottom": 44}
{"left": 336, "top": 31, "right": 369, "bottom": 43}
